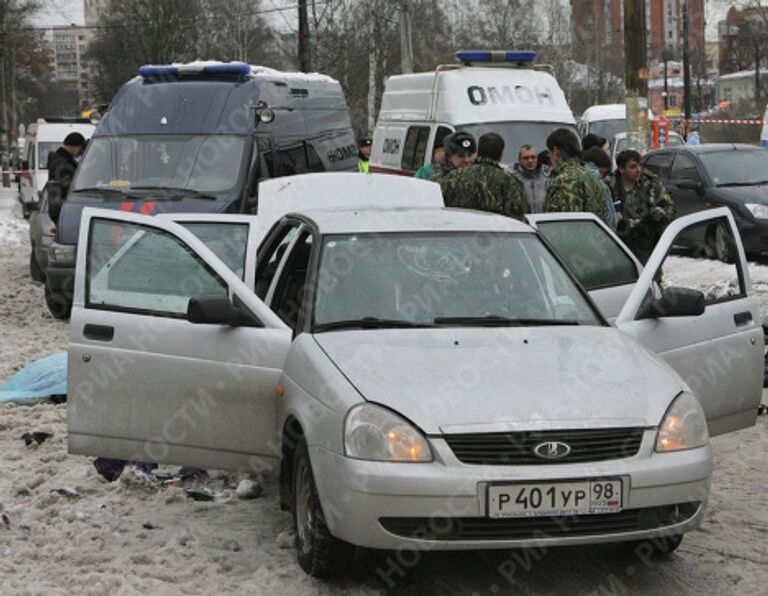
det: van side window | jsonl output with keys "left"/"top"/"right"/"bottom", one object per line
{"left": 432, "top": 126, "right": 452, "bottom": 157}
{"left": 401, "top": 126, "right": 430, "bottom": 172}
{"left": 306, "top": 145, "right": 324, "bottom": 172}
{"left": 256, "top": 137, "right": 276, "bottom": 178}
{"left": 277, "top": 142, "right": 309, "bottom": 175}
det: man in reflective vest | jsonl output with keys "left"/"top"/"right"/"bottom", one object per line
{"left": 357, "top": 137, "right": 372, "bottom": 173}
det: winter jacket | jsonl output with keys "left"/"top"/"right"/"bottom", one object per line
{"left": 510, "top": 162, "right": 550, "bottom": 213}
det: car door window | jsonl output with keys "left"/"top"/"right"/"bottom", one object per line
{"left": 669, "top": 154, "right": 701, "bottom": 183}
{"left": 180, "top": 222, "right": 249, "bottom": 280}
{"left": 255, "top": 223, "right": 300, "bottom": 299}
{"left": 401, "top": 126, "right": 431, "bottom": 172}
{"left": 537, "top": 220, "right": 638, "bottom": 290}
{"left": 87, "top": 219, "right": 228, "bottom": 317}
{"left": 643, "top": 153, "right": 673, "bottom": 178}
{"left": 271, "top": 230, "right": 313, "bottom": 331}
{"left": 657, "top": 216, "right": 745, "bottom": 306}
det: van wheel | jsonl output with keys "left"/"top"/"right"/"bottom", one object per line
{"left": 29, "top": 250, "right": 46, "bottom": 282}
{"left": 292, "top": 441, "right": 354, "bottom": 577}
{"left": 624, "top": 533, "right": 683, "bottom": 558}
{"left": 44, "top": 285, "right": 72, "bottom": 320}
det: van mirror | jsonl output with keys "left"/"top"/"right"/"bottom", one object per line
{"left": 21, "top": 160, "right": 28, "bottom": 171}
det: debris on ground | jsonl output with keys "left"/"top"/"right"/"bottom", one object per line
{"left": 235, "top": 479, "right": 263, "bottom": 500}
{"left": 20, "top": 431, "right": 53, "bottom": 446}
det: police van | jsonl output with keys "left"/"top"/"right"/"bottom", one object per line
{"left": 369, "top": 50, "right": 577, "bottom": 175}
{"left": 44, "top": 61, "right": 357, "bottom": 319}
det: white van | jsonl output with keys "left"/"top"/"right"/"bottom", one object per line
{"left": 19, "top": 119, "right": 95, "bottom": 218}
{"left": 761, "top": 104, "right": 768, "bottom": 148}
{"left": 370, "top": 51, "right": 577, "bottom": 175}
{"left": 578, "top": 103, "right": 656, "bottom": 144}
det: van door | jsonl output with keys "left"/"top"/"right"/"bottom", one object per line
{"left": 614, "top": 208, "right": 763, "bottom": 436}
{"left": 68, "top": 208, "right": 291, "bottom": 471}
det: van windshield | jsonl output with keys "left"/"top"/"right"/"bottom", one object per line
{"left": 587, "top": 119, "right": 625, "bottom": 143}
{"left": 457, "top": 122, "right": 578, "bottom": 167}
{"left": 71, "top": 135, "right": 247, "bottom": 196}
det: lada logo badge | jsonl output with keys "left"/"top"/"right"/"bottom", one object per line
{"left": 533, "top": 441, "right": 571, "bottom": 459}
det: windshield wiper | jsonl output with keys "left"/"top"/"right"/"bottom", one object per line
{"left": 717, "top": 181, "right": 768, "bottom": 187}
{"left": 313, "top": 317, "right": 435, "bottom": 332}
{"left": 130, "top": 186, "right": 217, "bottom": 200}
{"left": 72, "top": 186, "right": 129, "bottom": 195}
{"left": 434, "top": 316, "right": 580, "bottom": 327}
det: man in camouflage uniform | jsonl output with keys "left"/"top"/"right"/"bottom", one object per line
{"left": 606, "top": 149, "right": 676, "bottom": 263}
{"left": 543, "top": 128, "right": 605, "bottom": 217}
{"left": 442, "top": 132, "right": 529, "bottom": 221}
{"left": 429, "top": 131, "right": 476, "bottom": 190}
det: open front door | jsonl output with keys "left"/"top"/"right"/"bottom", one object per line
{"left": 615, "top": 208, "right": 763, "bottom": 435}
{"left": 68, "top": 208, "right": 291, "bottom": 471}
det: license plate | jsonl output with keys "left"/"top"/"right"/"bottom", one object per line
{"left": 487, "top": 479, "right": 623, "bottom": 518}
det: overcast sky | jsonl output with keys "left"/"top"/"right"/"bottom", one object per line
{"left": 33, "top": 0, "right": 742, "bottom": 40}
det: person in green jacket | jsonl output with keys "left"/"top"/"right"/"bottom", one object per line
{"left": 357, "top": 137, "right": 372, "bottom": 173}
{"left": 544, "top": 128, "right": 605, "bottom": 217}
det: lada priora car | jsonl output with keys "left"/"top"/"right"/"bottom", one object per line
{"left": 67, "top": 174, "right": 763, "bottom": 577}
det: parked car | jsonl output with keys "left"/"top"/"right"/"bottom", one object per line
{"left": 25, "top": 185, "right": 57, "bottom": 282}
{"left": 641, "top": 144, "right": 768, "bottom": 261}
{"left": 66, "top": 174, "right": 762, "bottom": 577}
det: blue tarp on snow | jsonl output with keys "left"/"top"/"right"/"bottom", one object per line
{"left": 0, "top": 352, "right": 67, "bottom": 403}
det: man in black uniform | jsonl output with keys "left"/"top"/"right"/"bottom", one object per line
{"left": 47, "top": 132, "right": 86, "bottom": 221}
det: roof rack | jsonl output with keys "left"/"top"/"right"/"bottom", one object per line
{"left": 38, "top": 116, "right": 94, "bottom": 124}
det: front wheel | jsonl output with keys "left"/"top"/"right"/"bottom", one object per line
{"left": 292, "top": 441, "right": 355, "bottom": 577}
{"left": 44, "top": 284, "right": 72, "bottom": 320}
{"left": 706, "top": 221, "right": 736, "bottom": 263}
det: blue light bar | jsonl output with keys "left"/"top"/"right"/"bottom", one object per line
{"left": 139, "top": 63, "right": 251, "bottom": 78}
{"left": 455, "top": 50, "right": 537, "bottom": 64}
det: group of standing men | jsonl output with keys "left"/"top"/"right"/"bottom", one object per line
{"left": 410, "top": 127, "right": 674, "bottom": 264}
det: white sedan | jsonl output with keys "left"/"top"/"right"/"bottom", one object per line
{"left": 67, "top": 174, "right": 763, "bottom": 576}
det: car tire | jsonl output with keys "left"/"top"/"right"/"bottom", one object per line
{"left": 624, "top": 533, "right": 684, "bottom": 558}
{"left": 44, "top": 284, "right": 72, "bottom": 320}
{"left": 21, "top": 202, "right": 30, "bottom": 219}
{"left": 29, "top": 250, "right": 46, "bottom": 282}
{"left": 292, "top": 440, "right": 355, "bottom": 577}
{"left": 705, "top": 222, "right": 736, "bottom": 263}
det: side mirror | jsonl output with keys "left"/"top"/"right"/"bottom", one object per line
{"left": 21, "top": 160, "right": 28, "bottom": 171}
{"left": 187, "top": 294, "right": 263, "bottom": 327}
{"left": 676, "top": 179, "right": 704, "bottom": 195}
{"left": 24, "top": 201, "right": 39, "bottom": 212}
{"left": 637, "top": 286, "right": 705, "bottom": 320}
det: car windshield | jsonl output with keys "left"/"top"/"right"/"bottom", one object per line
{"left": 71, "top": 135, "right": 247, "bottom": 196}
{"left": 588, "top": 119, "right": 625, "bottom": 141}
{"left": 313, "top": 232, "right": 601, "bottom": 328}
{"left": 698, "top": 150, "right": 768, "bottom": 186}
{"left": 457, "top": 122, "right": 578, "bottom": 167}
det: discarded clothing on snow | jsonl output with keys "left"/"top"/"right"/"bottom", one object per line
{"left": 93, "top": 458, "right": 158, "bottom": 482}
{"left": 0, "top": 352, "right": 67, "bottom": 404}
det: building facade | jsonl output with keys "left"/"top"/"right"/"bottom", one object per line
{"left": 48, "top": 26, "right": 90, "bottom": 110}
{"left": 570, "top": 0, "right": 705, "bottom": 69}
{"left": 718, "top": 6, "right": 768, "bottom": 76}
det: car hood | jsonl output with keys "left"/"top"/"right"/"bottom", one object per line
{"left": 315, "top": 326, "right": 683, "bottom": 434}
{"left": 711, "top": 184, "right": 768, "bottom": 205}
{"left": 57, "top": 196, "right": 229, "bottom": 244}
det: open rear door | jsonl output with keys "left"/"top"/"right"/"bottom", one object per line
{"left": 614, "top": 207, "right": 763, "bottom": 435}
{"left": 68, "top": 208, "right": 291, "bottom": 471}
{"left": 528, "top": 213, "right": 642, "bottom": 321}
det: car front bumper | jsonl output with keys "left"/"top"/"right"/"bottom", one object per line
{"left": 310, "top": 431, "right": 712, "bottom": 551}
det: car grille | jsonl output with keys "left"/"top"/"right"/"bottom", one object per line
{"left": 443, "top": 427, "right": 645, "bottom": 465}
{"left": 380, "top": 503, "right": 700, "bottom": 541}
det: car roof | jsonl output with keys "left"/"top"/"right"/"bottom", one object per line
{"left": 290, "top": 207, "right": 533, "bottom": 235}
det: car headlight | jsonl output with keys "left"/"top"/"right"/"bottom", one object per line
{"left": 745, "top": 203, "right": 768, "bottom": 219}
{"left": 49, "top": 243, "right": 76, "bottom": 264}
{"left": 655, "top": 392, "right": 709, "bottom": 452}
{"left": 344, "top": 403, "right": 432, "bottom": 462}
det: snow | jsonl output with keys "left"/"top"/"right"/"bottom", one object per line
{"left": 0, "top": 189, "right": 766, "bottom": 592}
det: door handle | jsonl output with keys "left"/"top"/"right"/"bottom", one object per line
{"left": 733, "top": 311, "right": 752, "bottom": 326}
{"left": 83, "top": 324, "right": 114, "bottom": 341}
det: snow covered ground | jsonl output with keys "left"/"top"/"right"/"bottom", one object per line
{"left": 0, "top": 189, "right": 766, "bottom": 594}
